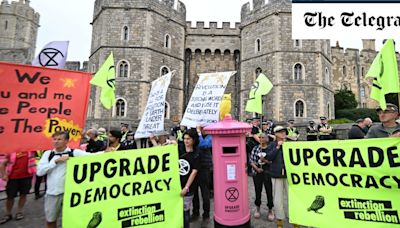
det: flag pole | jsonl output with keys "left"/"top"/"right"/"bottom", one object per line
{"left": 107, "top": 107, "right": 112, "bottom": 149}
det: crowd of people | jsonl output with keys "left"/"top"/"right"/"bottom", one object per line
{"left": 0, "top": 103, "right": 399, "bottom": 228}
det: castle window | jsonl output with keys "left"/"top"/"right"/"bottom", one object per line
{"left": 342, "top": 66, "right": 347, "bottom": 77}
{"left": 122, "top": 26, "right": 129, "bottom": 41}
{"left": 294, "top": 63, "right": 303, "bottom": 80}
{"left": 294, "top": 100, "right": 305, "bottom": 117}
{"left": 160, "top": 66, "right": 170, "bottom": 76}
{"left": 360, "top": 86, "right": 365, "bottom": 97}
{"left": 361, "top": 67, "right": 364, "bottom": 76}
{"left": 255, "top": 67, "right": 262, "bottom": 76}
{"left": 91, "top": 64, "right": 96, "bottom": 73}
{"left": 114, "top": 98, "right": 127, "bottom": 117}
{"left": 5, "top": 20, "right": 8, "bottom": 30}
{"left": 118, "top": 60, "right": 129, "bottom": 78}
{"left": 255, "top": 39, "right": 261, "bottom": 53}
{"left": 165, "top": 101, "right": 170, "bottom": 119}
{"left": 353, "top": 66, "right": 356, "bottom": 76}
{"left": 327, "top": 103, "right": 330, "bottom": 119}
{"left": 164, "top": 34, "right": 171, "bottom": 48}
{"left": 294, "top": 39, "right": 302, "bottom": 48}
{"left": 325, "top": 67, "right": 330, "bottom": 84}
{"left": 362, "top": 102, "right": 367, "bottom": 108}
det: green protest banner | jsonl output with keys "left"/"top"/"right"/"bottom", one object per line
{"left": 63, "top": 145, "right": 183, "bottom": 228}
{"left": 284, "top": 138, "right": 400, "bottom": 228}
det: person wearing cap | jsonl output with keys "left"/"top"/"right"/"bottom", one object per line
{"left": 120, "top": 123, "right": 130, "bottom": 143}
{"left": 317, "top": 116, "right": 332, "bottom": 140}
{"left": 264, "top": 126, "right": 299, "bottom": 228}
{"left": 306, "top": 121, "right": 318, "bottom": 141}
{"left": 262, "top": 121, "right": 276, "bottom": 141}
{"left": 122, "top": 132, "right": 137, "bottom": 150}
{"left": 348, "top": 118, "right": 368, "bottom": 139}
{"left": 286, "top": 120, "right": 299, "bottom": 141}
{"left": 366, "top": 103, "right": 400, "bottom": 138}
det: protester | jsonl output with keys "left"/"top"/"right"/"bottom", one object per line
{"left": 178, "top": 129, "right": 200, "bottom": 228}
{"left": 97, "top": 127, "right": 108, "bottom": 149}
{"left": 149, "top": 133, "right": 176, "bottom": 147}
{"left": 106, "top": 129, "right": 127, "bottom": 151}
{"left": 348, "top": 118, "right": 368, "bottom": 139}
{"left": 265, "top": 126, "right": 299, "bottom": 228}
{"left": 362, "top": 117, "right": 373, "bottom": 134}
{"left": 191, "top": 125, "right": 212, "bottom": 227}
{"left": 262, "top": 121, "right": 275, "bottom": 141}
{"left": 85, "top": 128, "right": 104, "bottom": 152}
{"left": 250, "top": 132, "right": 275, "bottom": 221}
{"left": 36, "top": 131, "right": 102, "bottom": 228}
{"left": 0, "top": 151, "right": 36, "bottom": 224}
{"left": 366, "top": 104, "right": 400, "bottom": 138}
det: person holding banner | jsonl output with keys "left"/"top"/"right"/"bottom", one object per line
{"left": 37, "top": 131, "right": 103, "bottom": 228}
{"left": 249, "top": 132, "right": 275, "bottom": 221}
{"left": 0, "top": 151, "right": 36, "bottom": 224}
{"left": 105, "top": 130, "right": 127, "bottom": 151}
{"left": 366, "top": 103, "right": 400, "bottom": 138}
{"left": 265, "top": 126, "right": 299, "bottom": 228}
{"left": 178, "top": 129, "right": 200, "bottom": 228}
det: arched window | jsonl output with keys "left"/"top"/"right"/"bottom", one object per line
{"left": 255, "top": 67, "right": 262, "bottom": 76}
{"left": 91, "top": 64, "right": 96, "bottom": 73}
{"left": 87, "top": 99, "right": 92, "bottom": 118}
{"left": 114, "top": 98, "right": 127, "bottom": 117}
{"left": 353, "top": 66, "right": 356, "bottom": 76}
{"left": 5, "top": 20, "right": 8, "bottom": 30}
{"left": 118, "top": 60, "right": 129, "bottom": 77}
{"left": 361, "top": 67, "right": 364, "bottom": 77}
{"left": 294, "top": 63, "right": 302, "bottom": 80}
{"left": 325, "top": 67, "right": 330, "bottom": 84}
{"left": 164, "top": 101, "right": 170, "bottom": 119}
{"left": 122, "top": 26, "right": 129, "bottom": 41}
{"left": 255, "top": 39, "right": 261, "bottom": 53}
{"left": 343, "top": 66, "right": 347, "bottom": 77}
{"left": 360, "top": 86, "right": 365, "bottom": 97}
{"left": 295, "top": 100, "right": 305, "bottom": 117}
{"left": 294, "top": 39, "right": 301, "bottom": 48}
{"left": 160, "top": 66, "right": 170, "bottom": 76}
{"left": 164, "top": 34, "right": 171, "bottom": 48}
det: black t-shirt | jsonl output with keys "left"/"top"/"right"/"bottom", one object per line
{"left": 86, "top": 139, "right": 104, "bottom": 153}
{"left": 179, "top": 146, "right": 200, "bottom": 193}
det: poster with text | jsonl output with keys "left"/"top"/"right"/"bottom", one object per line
{"left": 63, "top": 145, "right": 183, "bottom": 228}
{"left": 181, "top": 71, "right": 235, "bottom": 128}
{"left": 284, "top": 138, "right": 400, "bottom": 228}
{"left": 0, "top": 61, "right": 91, "bottom": 153}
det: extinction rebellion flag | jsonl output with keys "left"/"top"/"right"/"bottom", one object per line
{"left": 284, "top": 138, "right": 400, "bottom": 228}
{"left": 0, "top": 62, "right": 91, "bottom": 153}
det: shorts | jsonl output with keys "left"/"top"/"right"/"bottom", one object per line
{"left": 45, "top": 194, "right": 63, "bottom": 222}
{"left": 6, "top": 177, "right": 33, "bottom": 198}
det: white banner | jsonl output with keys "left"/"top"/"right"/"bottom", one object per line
{"left": 292, "top": 2, "right": 400, "bottom": 39}
{"left": 181, "top": 71, "right": 235, "bottom": 128}
{"left": 134, "top": 72, "right": 172, "bottom": 139}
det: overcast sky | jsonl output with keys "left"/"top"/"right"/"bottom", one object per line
{"left": 29, "top": 0, "right": 372, "bottom": 62}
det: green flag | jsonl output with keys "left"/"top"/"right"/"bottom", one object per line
{"left": 366, "top": 39, "right": 400, "bottom": 110}
{"left": 245, "top": 73, "right": 273, "bottom": 114}
{"left": 90, "top": 52, "right": 116, "bottom": 109}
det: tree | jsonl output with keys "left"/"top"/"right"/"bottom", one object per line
{"left": 334, "top": 89, "right": 357, "bottom": 110}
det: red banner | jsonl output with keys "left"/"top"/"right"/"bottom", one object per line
{"left": 0, "top": 62, "right": 91, "bottom": 153}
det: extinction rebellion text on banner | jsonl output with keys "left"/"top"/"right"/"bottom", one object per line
{"left": 292, "top": 0, "right": 400, "bottom": 39}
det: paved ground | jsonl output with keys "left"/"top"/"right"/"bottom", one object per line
{"left": 0, "top": 178, "right": 295, "bottom": 228}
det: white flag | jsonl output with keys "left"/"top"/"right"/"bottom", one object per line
{"left": 32, "top": 41, "right": 69, "bottom": 69}
{"left": 134, "top": 72, "right": 173, "bottom": 139}
{"left": 181, "top": 71, "right": 235, "bottom": 128}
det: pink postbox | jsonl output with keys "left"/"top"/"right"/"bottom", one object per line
{"left": 205, "top": 115, "right": 251, "bottom": 227}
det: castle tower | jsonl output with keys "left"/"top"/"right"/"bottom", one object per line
{"left": 0, "top": 0, "right": 40, "bottom": 63}
{"left": 240, "top": 0, "right": 334, "bottom": 122}
{"left": 87, "top": 0, "right": 186, "bottom": 128}
{"left": 362, "top": 39, "right": 375, "bottom": 51}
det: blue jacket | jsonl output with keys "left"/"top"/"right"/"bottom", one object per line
{"left": 265, "top": 141, "right": 286, "bottom": 178}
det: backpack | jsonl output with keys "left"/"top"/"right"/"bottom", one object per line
{"left": 48, "top": 149, "right": 74, "bottom": 162}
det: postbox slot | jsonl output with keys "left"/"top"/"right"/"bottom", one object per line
{"left": 223, "top": 147, "right": 237, "bottom": 154}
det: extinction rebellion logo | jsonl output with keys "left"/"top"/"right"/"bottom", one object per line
{"left": 118, "top": 203, "right": 165, "bottom": 227}
{"left": 339, "top": 198, "right": 399, "bottom": 225}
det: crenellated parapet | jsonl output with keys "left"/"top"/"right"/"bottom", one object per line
{"left": 186, "top": 21, "right": 240, "bottom": 36}
{"left": 0, "top": 0, "right": 39, "bottom": 24}
{"left": 93, "top": 0, "right": 186, "bottom": 25}
{"left": 241, "top": 0, "right": 291, "bottom": 26}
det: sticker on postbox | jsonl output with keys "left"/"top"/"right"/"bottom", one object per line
{"left": 227, "top": 164, "right": 236, "bottom": 181}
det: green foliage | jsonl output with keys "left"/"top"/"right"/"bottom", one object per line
{"left": 334, "top": 89, "right": 358, "bottom": 110}
{"left": 335, "top": 108, "right": 379, "bottom": 122}
{"left": 328, "top": 118, "right": 353, "bottom": 124}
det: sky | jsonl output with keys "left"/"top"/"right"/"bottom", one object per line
{"left": 28, "top": 0, "right": 378, "bottom": 62}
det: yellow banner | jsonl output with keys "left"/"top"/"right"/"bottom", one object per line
{"left": 284, "top": 138, "right": 400, "bottom": 228}
{"left": 63, "top": 145, "right": 183, "bottom": 228}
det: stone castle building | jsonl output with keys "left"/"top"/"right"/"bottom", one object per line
{"left": 1, "top": 0, "right": 396, "bottom": 129}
